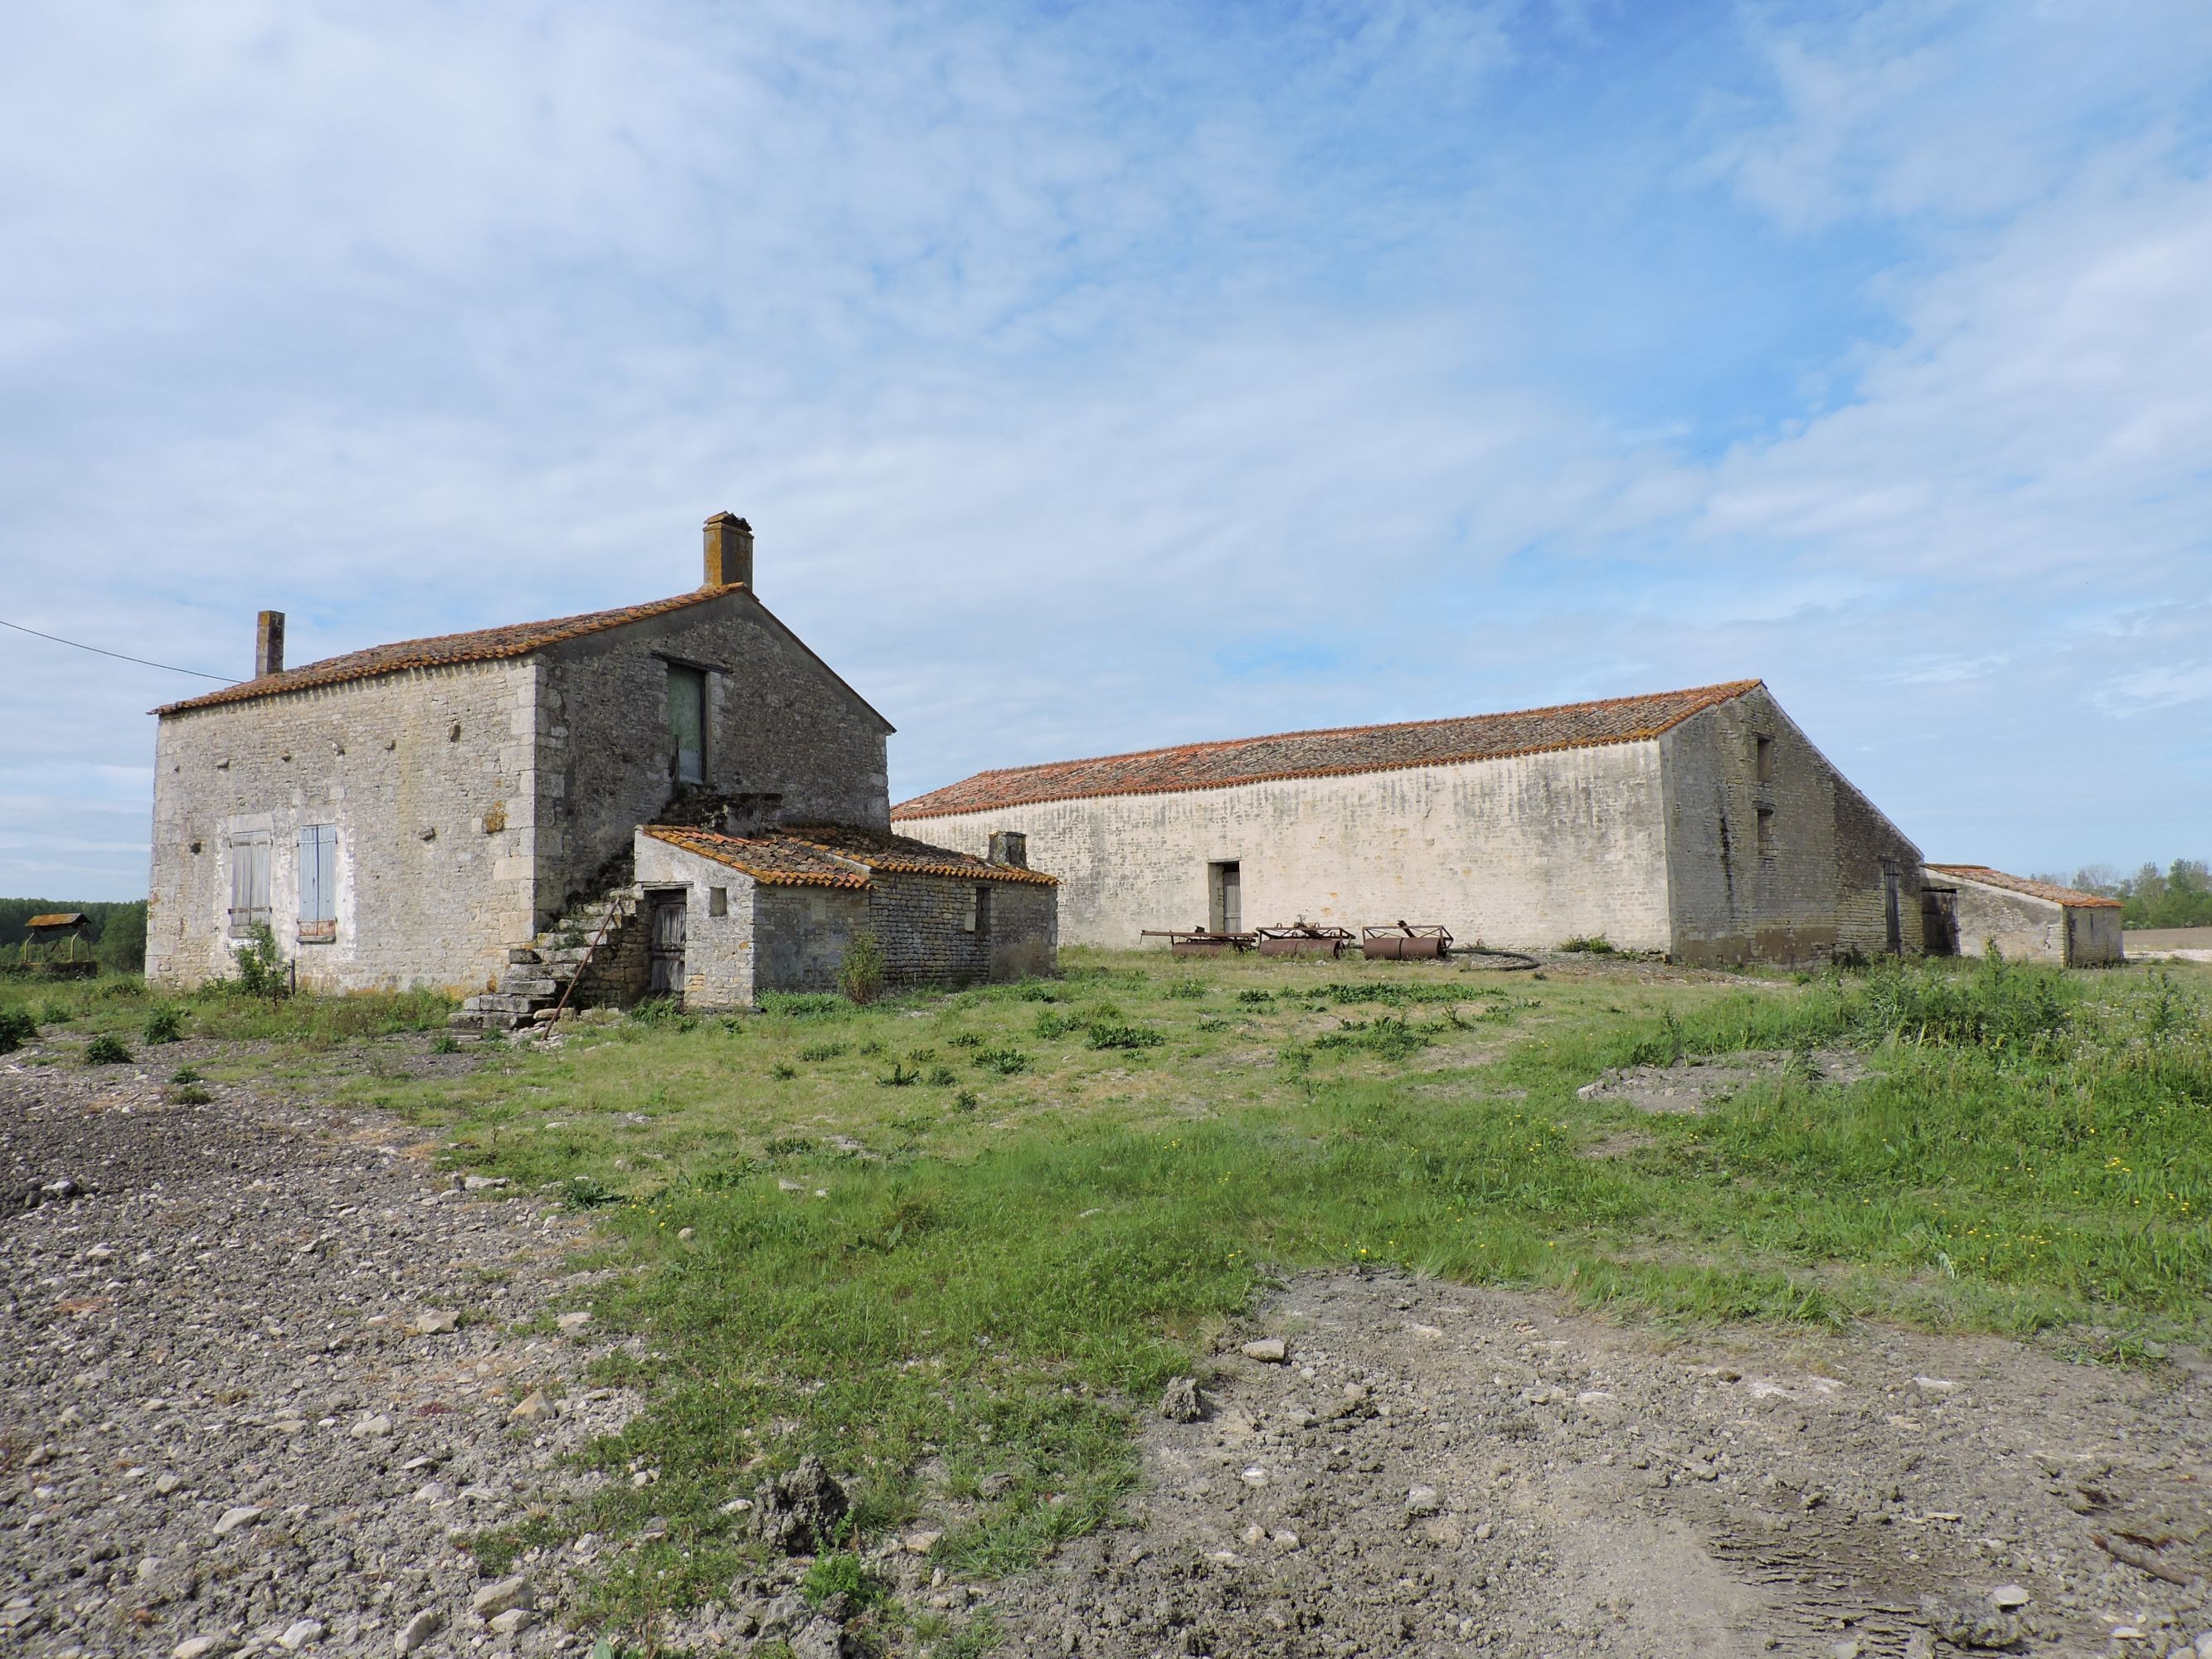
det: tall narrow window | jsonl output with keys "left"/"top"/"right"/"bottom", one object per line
{"left": 667, "top": 664, "right": 706, "bottom": 785}
{"left": 227, "top": 830, "right": 271, "bottom": 937}
{"left": 1754, "top": 734, "right": 1773, "bottom": 783}
{"left": 1755, "top": 806, "right": 1776, "bottom": 859}
{"left": 298, "top": 824, "right": 338, "bottom": 942}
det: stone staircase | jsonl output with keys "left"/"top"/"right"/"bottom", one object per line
{"left": 450, "top": 888, "right": 643, "bottom": 1034}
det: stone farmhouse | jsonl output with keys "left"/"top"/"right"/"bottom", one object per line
{"left": 147, "top": 515, "right": 1055, "bottom": 1019}
{"left": 894, "top": 680, "right": 1926, "bottom": 966}
{"left": 1919, "top": 866, "right": 2123, "bottom": 968}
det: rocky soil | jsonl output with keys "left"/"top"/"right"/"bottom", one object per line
{"left": 989, "top": 1275, "right": 2212, "bottom": 1659}
{"left": 7, "top": 1030, "right": 2210, "bottom": 1659}
{"left": 0, "top": 1035, "right": 630, "bottom": 1659}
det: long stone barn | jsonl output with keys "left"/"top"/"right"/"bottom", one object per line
{"left": 892, "top": 679, "right": 1930, "bottom": 966}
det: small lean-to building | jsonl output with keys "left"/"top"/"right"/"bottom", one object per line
{"left": 1919, "top": 866, "right": 2123, "bottom": 967}
{"left": 632, "top": 825, "right": 1057, "bottom": 1009}
{"left": 895, "top": 679, "right": 1926, "bottom": 966}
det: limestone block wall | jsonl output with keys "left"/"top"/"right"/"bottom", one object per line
{"left": 148, "top": 661, "right": 538, "bottom": 994}
{"left": 538, "top": 594, "right": 892, "bottom": 922}
{"left": 633, "top": 834, "right": 758, "bottom": 1009}
{"left": 1659, "top": 688, "right": 1923, "bottom": 966}
{"left": 895, "top": 744, "right": 1675, "bottom": 952}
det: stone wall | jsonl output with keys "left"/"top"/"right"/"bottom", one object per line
{"left": 1658, "top": 687, "right": 1924, "bottom": 966}
{"left": 148, "top": 660, "right": 538, "bottom": 994}
{"left": 895, "top": 743, "right": 1675, "bottom": 953}
{"left": 1952, "top": 881, "right": 2063, "bottom": 963}
{"left": 2069, "top": 905, "right": 2124, "bottom": 966}
{"left": 537, "top": 594, "right": 892, "bottom": 922}
{"left": 863, "top": 870, "right": 1057, "bottom": 987}
{"left": 632, "top": 830, "right": 1056, "bottom": 1005}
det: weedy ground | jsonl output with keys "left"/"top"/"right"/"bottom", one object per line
{"left": 8, "top": 949, "right": 2208, "bottom": 1643}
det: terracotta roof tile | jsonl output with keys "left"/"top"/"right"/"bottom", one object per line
{"left": 892, "top": 680, "right": 1762, "bottom": 819}
{"left": 783, "top": 825, "right": 1059, "bottom": 885}
{"left": 1923, "top": 865, "right": 2123, "bottom": 909}
{"left": 155, "top": 587, "right": 746, "bottom": 716}
{"left": 639, "top": 825, "right": 1056, "bottom": 888}
{"left": 640, "top": 825, "right": 869, "bottom": 888}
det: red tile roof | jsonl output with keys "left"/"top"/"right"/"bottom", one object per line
{"left": 156, "top": 587, "right": 746, "bottom": 716}
{"left": 1923, "top": 866, "right": 2123, "bottom": 909}
{"left": 892, "top": 680, "right": 1762, "bottom": 819}
{"left": 640, "top": 825, "right": 1057, "bottom": 888}
{"left": 640, "top": 825, "right": 869, "bottom": 888}
{"left": 784, "top": 825, "right": 1058, "bottom": 885}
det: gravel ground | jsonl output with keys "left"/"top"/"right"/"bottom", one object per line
{"left": 7, "top": 1034, "right": 2210, "bottom": 1659}
{"left": 0, "top": 1036, "right": 633, "bottom": 1659}
{"left": 989, "top": 1275, "right": 2212, "bottom": 1659}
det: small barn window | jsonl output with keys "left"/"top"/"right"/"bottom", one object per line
{"left": 708, "top": 886, "right": 728, "bottom": 917}
{"left": 962, "top": 886, "right": 990, "bottom": 935}
{"left": 298, "top": 824, "right": 338, "bottom": 942}
{"left": 1754, "top": 734, "right": 1773, "bottom": 783}
{"left": 1756, "top": 806, "right": 1776, "bottom": 859}
{"left": 227, "top": 830, "right": 271, "bottom": 937}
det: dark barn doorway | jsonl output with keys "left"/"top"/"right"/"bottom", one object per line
{"left": 648, "top": 890, "right": 688, "bottom": 999}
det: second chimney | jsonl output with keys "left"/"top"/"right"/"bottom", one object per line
{"left": 255, "top": 611, "right": 285, "bottom": 679}
{"left": 703, "top": 512, "right": 754, "bottom": 589}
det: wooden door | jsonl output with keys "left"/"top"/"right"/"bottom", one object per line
{"left": 1218, "top": 864, "right": 1242, "bottom": 934}
{"left": 649, "top": 893, "right": 688, "bottom": 999}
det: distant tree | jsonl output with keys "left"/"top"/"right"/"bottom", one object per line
{"left": 99, "top": 904, "right": 147, "bottom": 971}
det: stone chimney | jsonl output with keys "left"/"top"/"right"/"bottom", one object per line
{"left": 988, "top": 830, "right": 1028, "bottom": 868}
{"left": 255, "top": 611, "right": 285, "bottom": 679}
{"left": 702, "top": 512, "right": 754, "bottom": 589}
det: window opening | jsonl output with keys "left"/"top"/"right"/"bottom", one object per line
{"left": 297, "top": 824, "right": 338, "bottom": 942}
{"left": 1754, "top": 733, "right": 1773, "bottom": 783}
{"left": 1755, "top": 807, "right": 1776, "bottom": 859}
{"left": 228, "top": 830, "right": 271, "bottom": 937}
{"left": 707, "top": 886, "right": 728, "bottom": 918}
{"left": 668, "top": 664, "right": 706, "bottom": 785}
{"left": 1208, "top": 861, "right": 1242, "bottom": 933}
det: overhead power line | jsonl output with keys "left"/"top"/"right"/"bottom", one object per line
{"left": 0, "top": 616, "right": 241, "bottom": 683}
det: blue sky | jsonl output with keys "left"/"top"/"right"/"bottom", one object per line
{"left": 3, "top": 0, "right": 2210, "bottom": 900}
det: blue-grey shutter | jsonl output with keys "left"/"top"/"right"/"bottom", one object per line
{"left": 298, "top": 825, "right": 338, "bottom": 923}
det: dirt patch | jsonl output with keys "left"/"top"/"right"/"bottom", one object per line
{"left": 0, "top": 1039, "right": 630, "bottom": 1657}
{"left": 1576, "top": 1048, "right": 1868, "bottom": 1115}
{"left": 985, "top": 1272, "right": 2212, "bottom": 1658}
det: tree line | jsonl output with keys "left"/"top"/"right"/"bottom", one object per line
{"left": 0, "top": 899, "right": 148, "bottom": 970}
{"left": 2032, "top": 860, "right": 2212, "bottom": 931}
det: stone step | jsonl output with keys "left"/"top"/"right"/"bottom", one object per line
{"left": 507, "top": 947, "right": 542, "bottom": 966}
{"left": 498, "top": 975, "right": 560, "bottom": 999}
{"left": 464, "top": 992, "right": 544, "bottom": 1015}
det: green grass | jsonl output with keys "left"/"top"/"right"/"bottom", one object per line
{"left": 0, "top": 971, "right": 453, "bottom": 1050}
{"left": 258, "top": 950, "right": 2212, "bottom": 1636}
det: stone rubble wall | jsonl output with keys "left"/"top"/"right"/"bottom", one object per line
{"left": 1660, "top": 688, "right": 1925, "bottom": 966}
{"left": 538, "top": 593, "right": 891, "bottom": 926}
